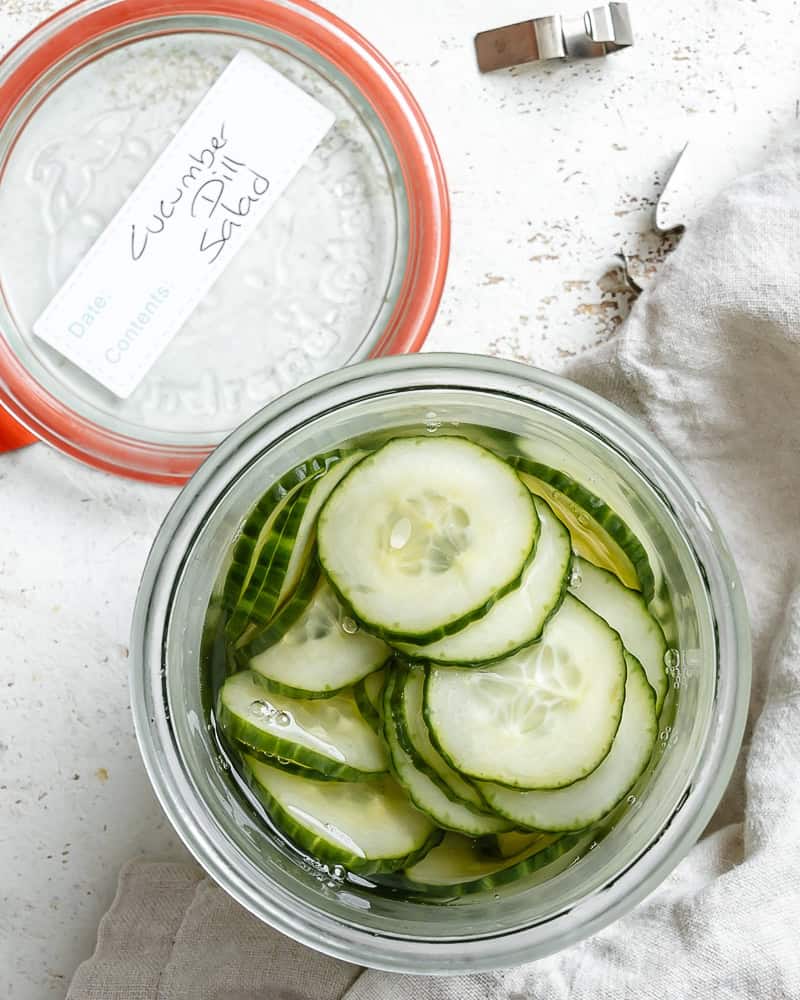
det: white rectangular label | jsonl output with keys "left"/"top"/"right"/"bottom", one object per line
{"left": 33, "top": 51, "right": 335, "bottom": 399}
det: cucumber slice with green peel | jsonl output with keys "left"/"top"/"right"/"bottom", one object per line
{"left": 383, "top": 673, "right": 514, "bottom": 836}
{"left": 317, "top": 437, "right": 539, "bottom": 643}
{"left": 362, "top": 667, "right": 386, "bottom": 713}
{"left": 395, "top": 665, "right": 488, "bottom": 812}
{"left": 247, "top": 577, "right": 390, "bottom": 700}
{"left": 476, "top": 830, "right": 550, "bottom": 859}
{"left": 400, "top": 830, "right": 584, "bottom": 898}
{"left": 570, "top": 557, "right": 668, "bottom": 714}
{"left": 222, "top": 483, "right": 309, "bottom": 630}
{"left": 221, "top": 484, "right": 298, "bottom": 616}
{"left": 274, "top": 451, "right": 366, "bottom": 611}
{"left": 231, "top": 744, "right": 340, "bottom": 782}
{"left": 478, "top": 653, "right": 657, "bottom": 831}
{"left": 220, "top": 450, "right": 344, "bottom": 614}
{"left": 242, "top": 756, "right": 441, "bottom": 874}
{"left": 354, "top": 668, "right": 387, "bottom": 734}
{"left": 238, "top": 556, "right": 321, "bottom": 659}
{"left": 424, "top": 595, "right": 626, "bottom": 790}
{"left": 227, "top": 481, "right": 317, "bottom": 642}
{"left": 218, "top": 671, "right": 389, "bottom": 780}
{"left": 394, "top": 497, "right": 571, "bottom": 665}
{"left": 230, "top": 452, "right": 366, "bottom": 645}
{"left": 514, "top": 458, "right": 654, "bottom": 601}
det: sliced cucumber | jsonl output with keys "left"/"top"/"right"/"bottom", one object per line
{"left": 477, "top": 830, "right": 549, "bottom": 859}
{"left": 230, "top": 452, "right": 365, "bottom": 645}
{"left": 232, "top": 746, "right": 339, "bottom": 782}
{"left": 274, "top": 451, "right": 366, "bottom": 611}
{"left": 218, "top": 671, "right": 389, "bottom": 780}
{"left": 354, "top": 668, "right": 386, "bottom": 734}
{"left": 425, "top": 595, "right": 626, "bottom": 789}
{"left": 394, "top": 497, "right": 571, "bottom": 665}
{"left": 317, "top": 437, "right": 539, "bottom": 643}
{"left": 383, "top": 673, "right": 514, "bottom": 836}
{"left": 400, "top": 830, "right": 584, "bottom": 898}
{"left": 571, "top": 557, "right": 668, "bottom": 714}
{"left": 479, "top": 653, "right": 657, "bottom": 831}
{"left": 238, "top": 555, "right": 321, "bottom": 660}
{"left": 243, "top": 756, "right": 441, "bottom": 874}
{"left": 220, "top": 484, "right": 296, "bottom": 616}
{"left": 395, "top": 665, "right": 488, "bottom": 812}
{"left": 220, "top": 449, "right": 343, "bottom": 613}
{"left": 247, "top": 577, "right": 390, "bottom": 699}
{"left": 227, "top": 481, "right": 316, "bottom": 642}
{"left": 514, "top": 458, "right": 654, "bottom": 601}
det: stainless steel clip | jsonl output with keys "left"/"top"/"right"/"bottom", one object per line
{"left": 475, "top": 2, "right": 633, "bottom": 72}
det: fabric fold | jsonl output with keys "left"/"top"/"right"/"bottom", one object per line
{"left": 67, "top": 862, "right": 204, "bottom": 1000}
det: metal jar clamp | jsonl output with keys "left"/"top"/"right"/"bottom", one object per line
{"left": 475, "top": 3, "right": 633, "bottom": 72}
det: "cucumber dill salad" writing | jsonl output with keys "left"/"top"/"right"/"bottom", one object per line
{"left": 201, "top": 426, "right": 673, "bottom": 897}
{"left": 130, "top": 123, "right": 270, "bottom": 265}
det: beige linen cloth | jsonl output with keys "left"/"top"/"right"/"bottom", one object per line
{"left": 69, "top": 144, "right": 800, "bottom": 999}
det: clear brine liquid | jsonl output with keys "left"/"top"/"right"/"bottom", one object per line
{"left": 200, "top": 421, "right": 680, "bottom": 902}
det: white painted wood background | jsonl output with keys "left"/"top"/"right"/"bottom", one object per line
{"left": 1, "top": 0, "right": 796, "bottom": 995}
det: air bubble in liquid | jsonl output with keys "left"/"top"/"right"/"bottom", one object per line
{"left": 275, "top": 711, "right": 291, "bottom": 727}
{"left": 331, "top": 865, "right": 346, "bottom": 881}
{"left": 424, "top": 410, "right": 441, "bottom": 433}
{"left": 569, "top": 566, "right": 583, "bottom": 589}
{"left": 627, "top": 794, "right": 637, "bottom": 805}
{"left": 277, "top": 757, "right": 290, "bottom": 765}
{"left": 250, "top": 699, "right": 276, "bottom": 720}
{"left": 664, "top": 648, "right": 681, "bottom": 670}
{"left": 659, "top": 726, "right": 672, "bottom": 743}
{"left": 341, "top": 617, "right": 359, "bottom": 635}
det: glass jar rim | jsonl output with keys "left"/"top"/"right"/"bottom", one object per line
{"left": 0, "top": 0, "right": 450, "bottom": 483}
{"left": 130, "top": 352, "right": 751, "bottom": 973}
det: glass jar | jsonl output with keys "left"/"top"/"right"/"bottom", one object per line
{"left": 130, "top": 353, "right": 750, "bottom": 974}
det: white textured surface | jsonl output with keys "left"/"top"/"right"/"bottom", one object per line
{"left": 0, "top": 1, "right": 796, "bottom": 997}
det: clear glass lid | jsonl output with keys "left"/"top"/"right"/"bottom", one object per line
{"left": 0, "top": 0, "right": 449, "bottom": 481}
